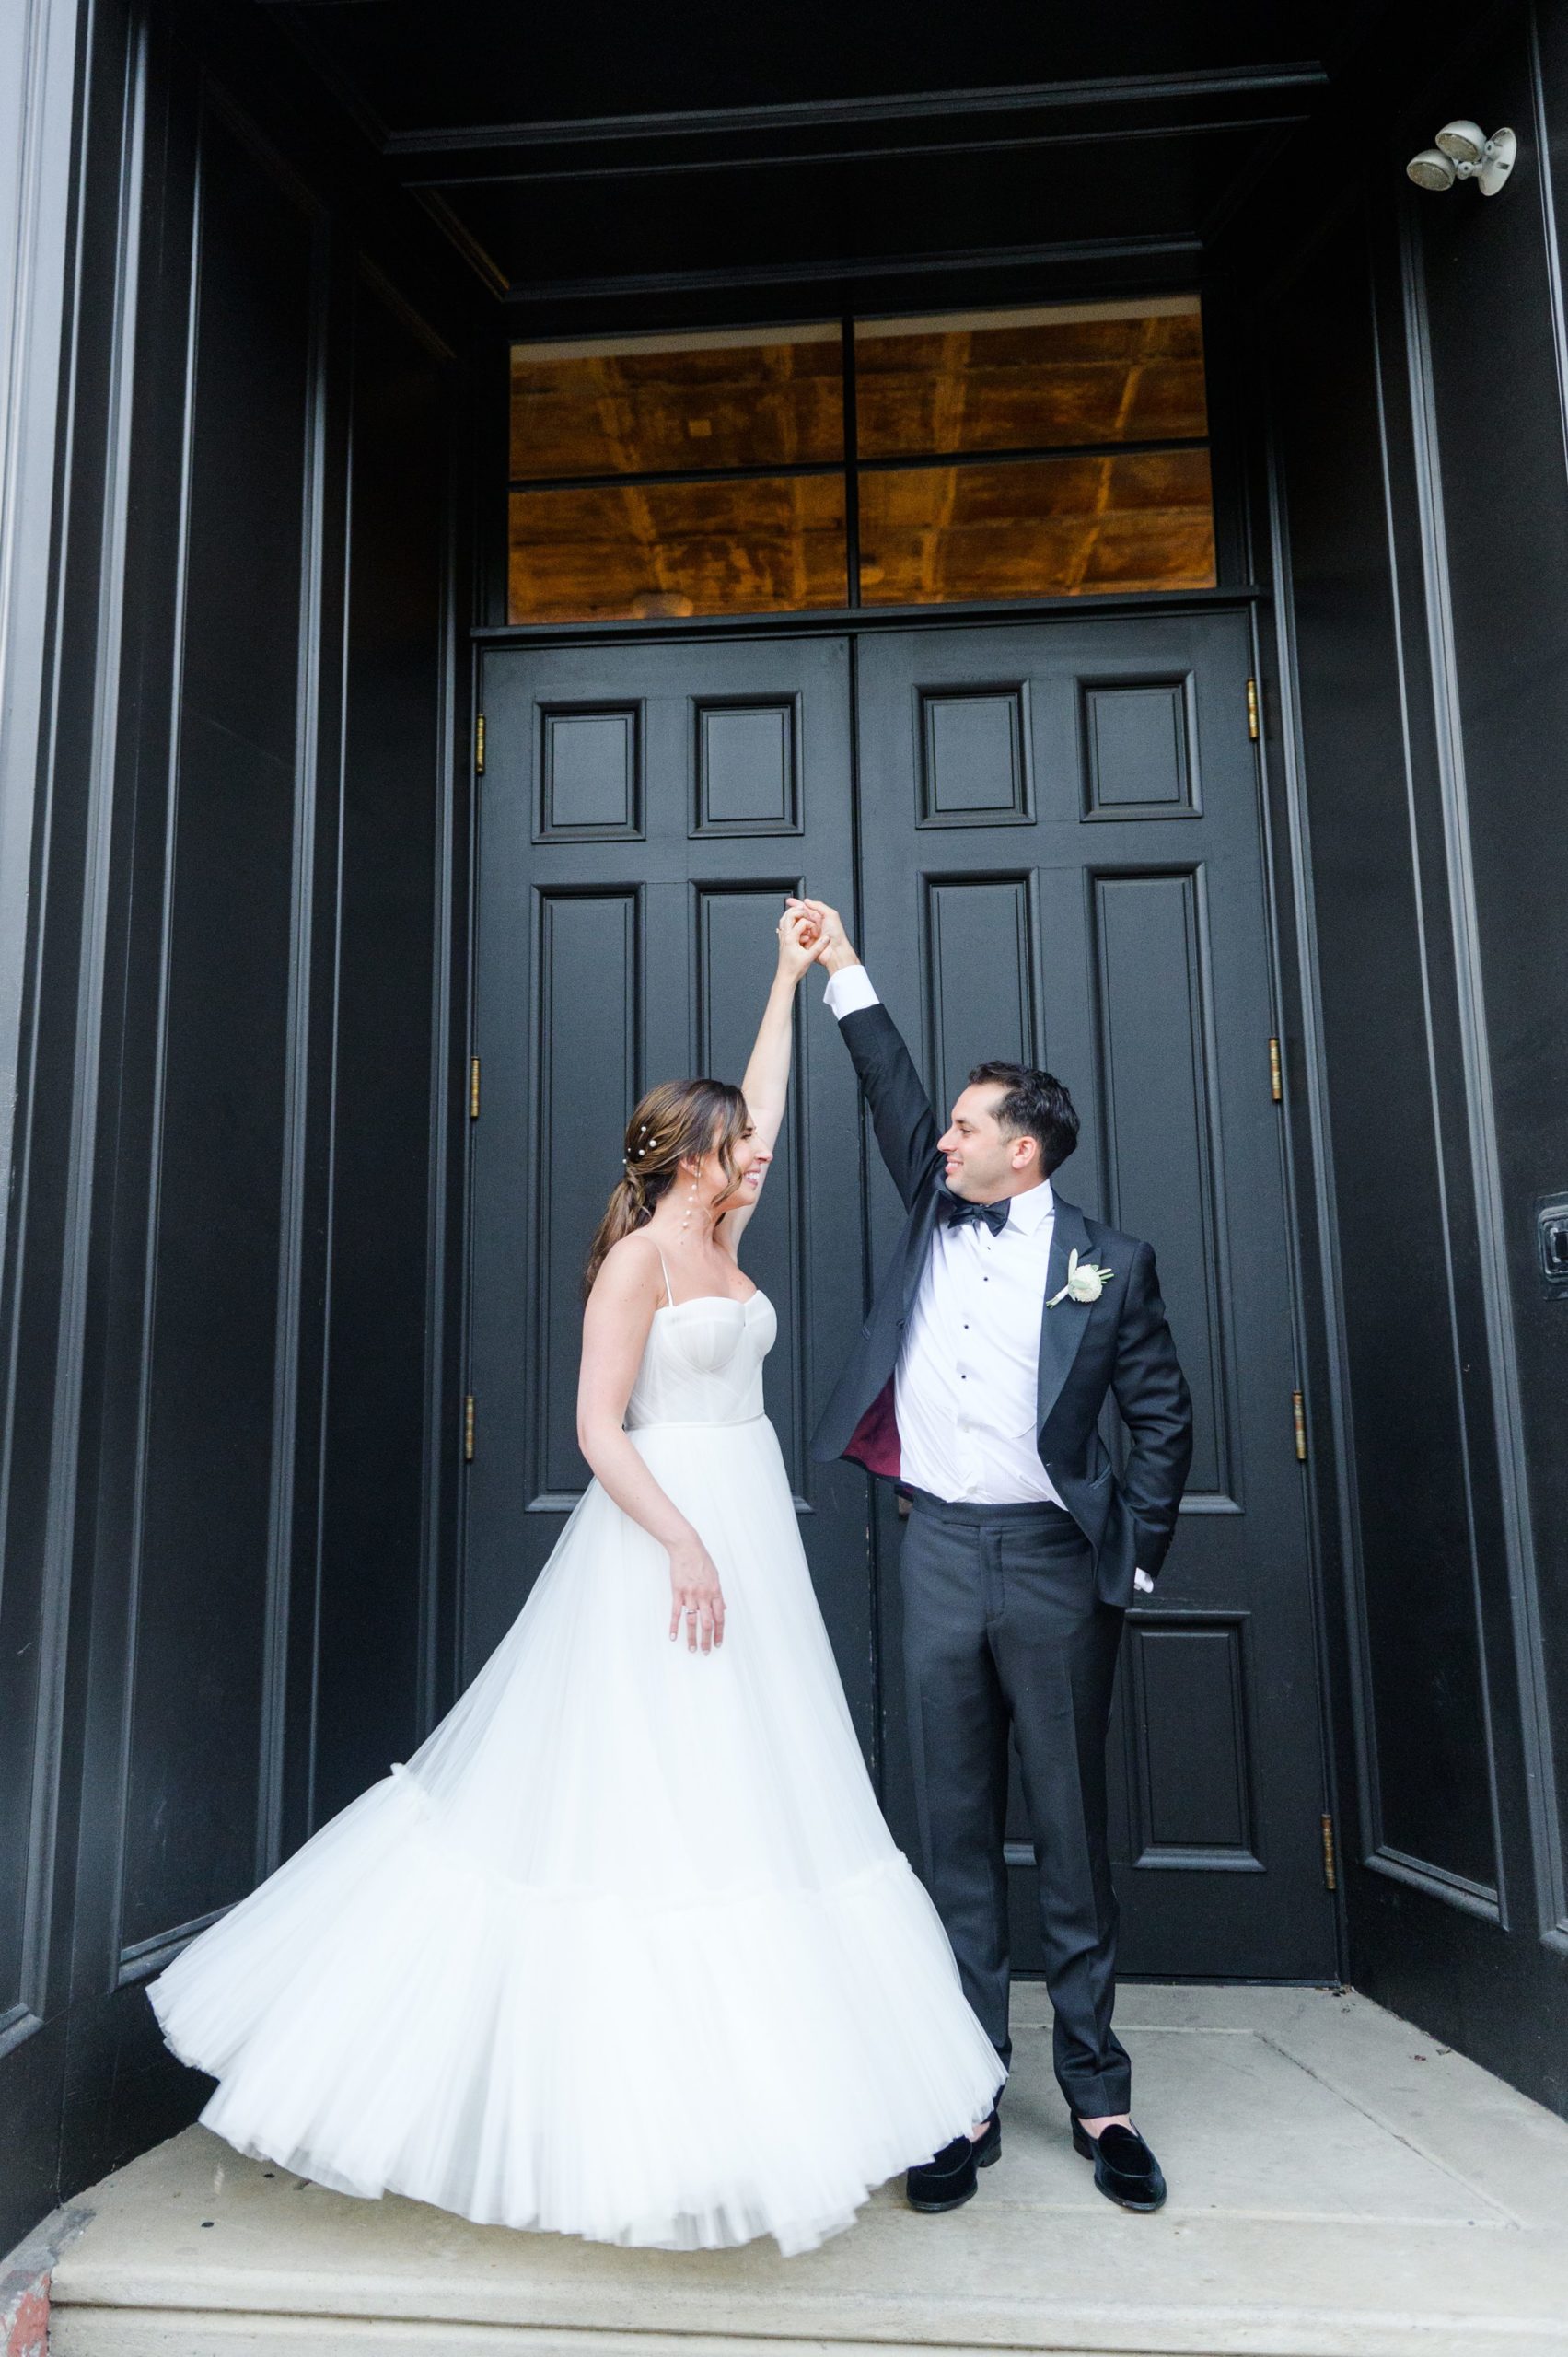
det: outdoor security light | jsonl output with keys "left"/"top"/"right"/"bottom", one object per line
{"left": 1407, "top": 121, "right": 1516, "bottom": 195}
{"left": 1407, "top": 148, "right": 1457, "bottom": 191}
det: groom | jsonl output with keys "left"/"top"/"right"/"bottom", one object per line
{"left": 794, "top": 898, "right": 1193, "bottom": 2217}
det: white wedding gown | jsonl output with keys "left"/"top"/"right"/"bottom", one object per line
{"left": 147, "top": 1280, "right": 1005, "bottom": 2256}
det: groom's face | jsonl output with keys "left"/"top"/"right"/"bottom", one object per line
{"left": 939, "top": 1084, "right": 1041, "bottom": 1202}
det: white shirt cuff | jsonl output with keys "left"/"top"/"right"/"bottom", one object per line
{"left": 823, "top": 963, "right": 879, "bottom": 1019}
{"left": 1133, "top": 1568, "right": 1154, "bottom": 1594}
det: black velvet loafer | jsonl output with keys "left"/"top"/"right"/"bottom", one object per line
{"left": 1071, "top": 2116, "right": 1167, "bottom": 2212}
{"left": 906, "top": 2106, "right": 1002, "bottom": 2212}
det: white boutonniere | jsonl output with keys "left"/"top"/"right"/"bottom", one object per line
{"left": 1046, "top": 1248, "right": 1116, "bottom": 1308}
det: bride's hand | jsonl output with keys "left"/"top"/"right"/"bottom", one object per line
{"left": 773, "top": 903, "right": 820, "bottom": 982}
{"left": 793, "top": 895, "right": 859, "bottom": 973}
{"left": 668, "top": 1535, "right": 726, "bottom": 1652}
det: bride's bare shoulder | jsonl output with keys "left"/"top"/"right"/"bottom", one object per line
{"left": 590, "top": 1229, "right": 665, "bottom": 1306}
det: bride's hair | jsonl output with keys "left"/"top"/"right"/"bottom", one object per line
{"left": 583, "top": 1077, "right": 749, "bottom": 1296}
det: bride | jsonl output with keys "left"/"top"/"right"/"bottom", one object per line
{"left": 146, "top": 905, "right": 1004, "bottom": 2257}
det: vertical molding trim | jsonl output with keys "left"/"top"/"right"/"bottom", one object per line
{"left": 455, "top": 636, "right": 483, "bottom": 1687}
{"left": 0, "top": 0, "right": 86, "bottom": 1208}
{"left": 0, "top": 0, "right": 86, "bottom": 2037}
{"left": 26, "top": 10, "right": 149, "bottom": 2008}
{"left": 1530, "top": 1, "right": 1568, "bottom": 479}
{"left": 1261, "top": 369, "right": 1365, "bottom": 1962}
{"left": 302, "top": 274, "right": 351, "bottom": 1840}
{"left": 842, "top": 630, "right": 885, "bottom": 1792}
{"left": 1367, "top": 220, "right": 1499, "bottom": 1904}
{"left": 1244, "top": 571, "right": 1349, "bottom": 1963}
{"left": 107, "top": 37, "right": 203, "bottom": 1971}
{"left": 1513, "top": 4, "right": 1568, "bottom": 1945}
{"left": 417, "top": 328, "right": 459, "bottom": 1739}
{"left": 1399, "top": 197, "right": 1554, "bottom": 1936}
{"left": 258, "top": 195, "right": 332, "bottom": 1880}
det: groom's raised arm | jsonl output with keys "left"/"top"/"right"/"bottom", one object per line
{"left": 799, "top": 905, "right": 943, "bottom": 1212}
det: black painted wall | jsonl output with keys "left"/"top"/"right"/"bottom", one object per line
{"left": 6, "top": 0, "right": 1568, "bottom": 2278}
{"left": 0, "top": 0, "right": 473, "bottom": 2253}
{"left": 1261, "top": 0, "right": 1568, "bottom": 2112}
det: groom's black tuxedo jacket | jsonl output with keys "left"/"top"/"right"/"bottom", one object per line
{"left": 807, "top": 1001, "right": 1194, "bottom": 1606}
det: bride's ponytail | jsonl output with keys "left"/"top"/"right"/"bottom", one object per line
{"left": 583, "top": 1167, "right": 652, "bottom": 1295}
{"left": 583, "top": 1076, "right": 749, "bottom": 1296}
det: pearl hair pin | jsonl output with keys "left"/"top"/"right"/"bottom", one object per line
{"left": 623, "top": 1121, "right": 661, "bottom": 1173}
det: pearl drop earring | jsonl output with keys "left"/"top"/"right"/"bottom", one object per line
{"left": 679, "top": 1174, "right": 698, "bottom": 1236}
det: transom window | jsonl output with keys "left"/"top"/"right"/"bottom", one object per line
{"left": 506, "top": 297, "right": 1214, "bottom": 624}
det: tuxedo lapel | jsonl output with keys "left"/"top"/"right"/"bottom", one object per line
{"left": 900, "top": 1182, "right": 943, "bottom": 1318}
{"left": 1037, "top": 1194, "right": 1094, "bottom": 1432}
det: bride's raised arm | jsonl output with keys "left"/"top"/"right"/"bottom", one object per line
{"left": 721, "top": 904, "right": 821, "bottom": 1251}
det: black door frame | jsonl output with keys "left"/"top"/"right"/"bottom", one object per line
{"left": 458, "top": 579, "right": 1352, "bottom": 1982}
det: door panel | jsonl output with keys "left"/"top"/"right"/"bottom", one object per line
{"left": 469, "top": 638, "right": 870, "bottom": 1735}
{"left": 856, "top": 611, "right": 1332, "bottom": 1978}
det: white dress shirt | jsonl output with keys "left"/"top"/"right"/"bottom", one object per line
{"left": 824, "top": 962, "right": 1156, "bottom": 1589}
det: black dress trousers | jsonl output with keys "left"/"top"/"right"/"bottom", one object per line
{"left": 899, "top": 1487, "right": 1132, "bottom": 2119}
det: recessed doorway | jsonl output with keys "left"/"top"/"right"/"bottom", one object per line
{"left": 472, "top": 290, "right": 1328, "bottom": 1980}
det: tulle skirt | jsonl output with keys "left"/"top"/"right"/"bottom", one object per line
{"left": 146, "top": 1412, "right": 1005, "bottom": 2255}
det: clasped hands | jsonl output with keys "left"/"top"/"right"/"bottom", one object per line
{"left": 776, "top": 894, "right": 855, "bottom": 978}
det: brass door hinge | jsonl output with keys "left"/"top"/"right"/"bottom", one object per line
{"left": 1269, "top": 1036, "right": 1283, "bottom": 1103}
{"left": 1321, "top": 1812, "right": 1338, "bottom": 1891}
{"left": 1246, "top": 678, "right": 1260, "bottom": 741}
{"left": 470, "top": 1054, "right": 481, "bottom": 1119}
{"left": 464, "top": 1394, "right": 475, "bottom": 1461}
{"left": 1293, "top": 1389, "right": 1307, "bottom": 1462}
{"left": 475, "top": 713, "right": 486, "bottom": 774}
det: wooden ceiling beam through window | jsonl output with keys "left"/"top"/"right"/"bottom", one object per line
{"left": 506, "top": 298, "right": 1214, "bottom": 624}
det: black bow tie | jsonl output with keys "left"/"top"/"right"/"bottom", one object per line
{"left": 940, "top": 1190, "right": 1010, "bottom": 1237}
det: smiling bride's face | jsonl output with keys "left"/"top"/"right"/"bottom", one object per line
{"left": 687, "top": 1110, "right": 770, "bottom": 1214}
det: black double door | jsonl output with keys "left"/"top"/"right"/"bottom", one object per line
{"left": 471, "top": 609, "right": 1335, "bottom": 1980}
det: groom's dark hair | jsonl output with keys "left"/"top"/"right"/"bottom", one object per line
{"left": 968, "top": 1061, "right": 1079, "bottom": 1177}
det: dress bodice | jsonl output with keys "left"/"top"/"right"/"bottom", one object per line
{"left": 624, "top": 1293, "right": 777, "bottom": 1430}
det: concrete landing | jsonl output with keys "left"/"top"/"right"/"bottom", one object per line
{"left": 47, "top": 1985, "right": 1568, "bottom": 2357}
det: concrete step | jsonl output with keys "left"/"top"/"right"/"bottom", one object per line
{"left": 47, "top": 1987, "right": 1568, "bottom": 2357}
